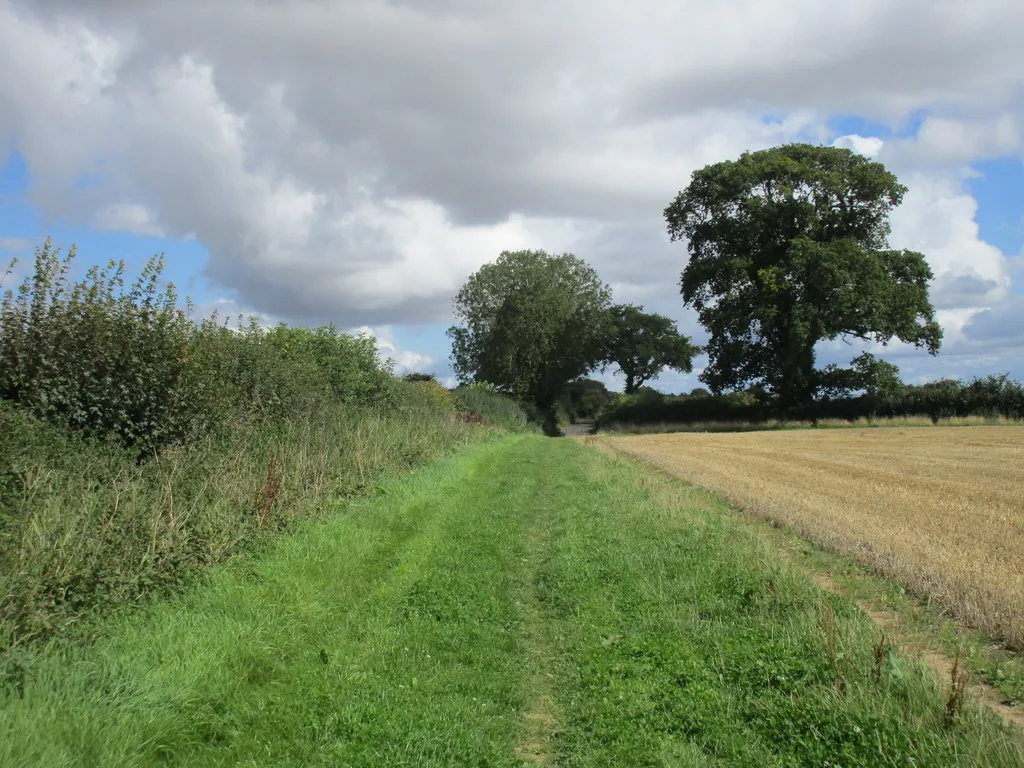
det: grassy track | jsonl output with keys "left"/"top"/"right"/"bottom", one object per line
{"left": 2, "top": 437, "right": 1022, "bottom": 766}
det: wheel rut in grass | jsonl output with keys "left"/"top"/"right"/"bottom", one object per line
{"left": 515, "top": 517, "right": 561, "bottom": 766}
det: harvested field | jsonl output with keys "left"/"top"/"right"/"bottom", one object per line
{"left": 605, "top": 426, "right": 1024, "bottom": 648}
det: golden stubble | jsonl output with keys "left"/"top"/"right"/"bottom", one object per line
{"left": 606, "top": 427, "right": 1024, "bottom": 648}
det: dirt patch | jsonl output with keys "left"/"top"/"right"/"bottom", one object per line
{"left": 516, "top": 711, "right": 558, "bottom": 766}
{"left": 515, "top": 516, "right": 562, "bottom": 765}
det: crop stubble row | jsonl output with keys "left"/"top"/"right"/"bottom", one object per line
{"left": 606, "top": 427, "right": 1024, "bottom": 648}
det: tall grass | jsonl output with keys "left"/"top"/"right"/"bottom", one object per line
{"left": 0, "top": 240, "right": 529, "bottom": 663}
{"left": 452, "top": 383, "right": 533, "bottom": 432}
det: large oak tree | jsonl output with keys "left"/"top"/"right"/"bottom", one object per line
{"left": 664, "top": 144, "right": 942, "bottom": 414}
{"left": 448, "top": 250, "right": 611, "bottom": 432}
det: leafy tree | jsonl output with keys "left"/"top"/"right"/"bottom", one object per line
{"left": 564, "top": 378, "right": 612, "bottom": 419}
{"left": 603, "top": 304, "right": 697, "bottom": 394}
{"left": 820, "top": 352, "right": 903, "bottom": 400}
{"left": 664, "top": 143, "right": 942, "bottom": 414}
{"left": 448, "top": 250, "right": 611, "bottom": 432}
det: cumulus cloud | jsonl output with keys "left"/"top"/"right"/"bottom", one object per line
{"left": 350, "top": 325, "right": 436, "bottom": 376}
{"left": 962, "top": 297, "right": 1024, "bottom": 347}
{"left": 0, "top": 0, "right": 1022, "bottom": 377}
{"left": 0, "top": 236, "right": 34, "bottom": 252}
{"left": 886, "top": 170, "right": 1012, "bottom": 308}
{"left": 832, "top": 135, "right": 885, "bottom": 158}
{"left": 93, "top": 203, "right": 164, "bottom": 236}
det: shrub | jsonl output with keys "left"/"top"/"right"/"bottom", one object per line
{"left": 393, "top": 377, "right": 454, "bottom": 414}
{"left": 563, "top": 379, "right": 612, "bottom": 420}
{"left": 0, "top": 241, "right": 200, "bottom": 452}
{"left": 0, "top": 240, "right": 500, "bottom": 656}
{"left": 0, "top": 241, "right": 395, "bottom": 453}
{"left": 452, "top": 385, "right": 533, "bottom": 431}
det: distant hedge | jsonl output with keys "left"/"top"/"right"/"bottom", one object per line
{"left": 596, "top": 375, "right": 1024, "bottom": 428}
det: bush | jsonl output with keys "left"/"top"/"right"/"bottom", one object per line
{"left": 597, "top": 389, "right": 766, "bottom": 428}
{"left": 452, "top": 385, "right": 533, "bottom": 432}
{"left": 0, "top": 241, "right": 394, "bottom": 453}
{"left": 563, "top": 379, "right": 612, "bottom": 420}
{"left": 0, "top": 242, "right": 199, "bottom": 452}
{"left": 393, "top": 377, "right": 454, "bottom": 414}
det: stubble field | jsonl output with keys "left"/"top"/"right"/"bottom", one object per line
{"left": 606, "top": 426, "right": 1024, "bottom": 648}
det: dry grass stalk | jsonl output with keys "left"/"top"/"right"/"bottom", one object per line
{"left": 945, "top": 646, "right": 971, "bottom": 727}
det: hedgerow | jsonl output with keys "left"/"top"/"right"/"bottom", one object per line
{"left": 0, "top": 240, "right": 527, "bottom": 661}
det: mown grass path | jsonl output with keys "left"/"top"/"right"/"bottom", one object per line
{"left": 2, "top": 436, "right": 1022, "bottom": 766}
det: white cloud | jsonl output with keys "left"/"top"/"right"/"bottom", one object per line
{"left": 886, "top": 114, "right": 1024, "bottom": 167}
{"left": 832, "top": 134, "right": 884, "bottom": 158}
{"left": 94, "top": 203, "right": 164, "bottom": 236}
{"left": 0, "top": 0, "right": 1021, "bottom": 377}
{"left": 887, "top": 171, "right": 1011, "bottom": 309}
{"left": 349, "top": 325, "right": 436, "bottom": 376}
{"left": 0, "top": 236, "right": 34, "bottom": 252}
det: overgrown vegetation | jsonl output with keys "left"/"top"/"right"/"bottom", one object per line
{"left": 0, "top": 240, "right": 531, "bottom": 661}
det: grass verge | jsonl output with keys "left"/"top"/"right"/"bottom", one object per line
{"left": 0, "top": 401, "right": 492, "bottom": 658}
{"left": 602, "top": 427, "right": 1024, "bottom": 649}
{"left": 592, "top": 437, "right": 1024, "bottom": 723}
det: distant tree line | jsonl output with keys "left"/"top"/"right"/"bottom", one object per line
{"left": 597, "top": 375, "right": 1024, "bottom": 428}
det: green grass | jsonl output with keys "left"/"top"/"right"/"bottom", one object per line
{"left": 0, "top": 402, "right": 493, "bottom": 653}
{"left": 2, "top": 437, "right": 1021, "bottom": 766}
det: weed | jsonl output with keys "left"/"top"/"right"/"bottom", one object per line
{"left": 818, "top": 598, "right": 847, "bottom": 693}
{"left": 874, "top": 631, "right": 889, "bottom": 683}
{"left": 257, "top": 452, "right": 283, "bottom": 529}
{"left": 945, "top": 646, "right": 971, "bottom": 727}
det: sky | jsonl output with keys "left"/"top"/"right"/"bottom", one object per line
{"left": 1, "top": 0, "right": 1022, "bottom": 392}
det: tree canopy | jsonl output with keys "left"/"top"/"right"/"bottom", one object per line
{"left": 603, "top": 304, "right": 697, "bottom": 394}
{"left": 664, "top": 143, "right": 942, "bottom": 413}
{"left": 447, "top": 250, "right": 611, "bottom": 428}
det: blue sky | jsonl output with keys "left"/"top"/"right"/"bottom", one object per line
{"left": 2, "top": 0, "right": 1022, "bottom": 391}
